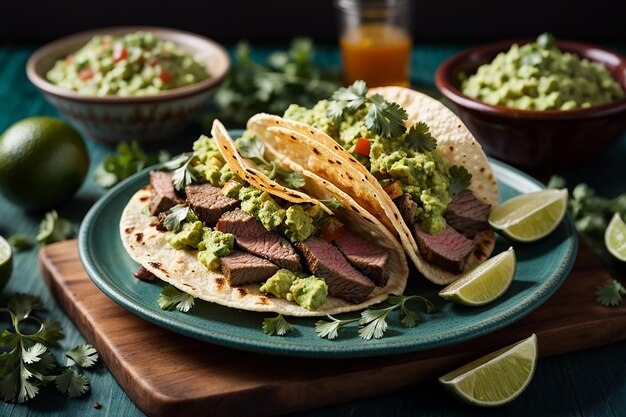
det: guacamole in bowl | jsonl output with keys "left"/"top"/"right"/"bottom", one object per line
{"left": 46, "top": 31, "right": 209, "bottom": 96}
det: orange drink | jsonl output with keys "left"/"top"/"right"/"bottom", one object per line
{"left": 340, "top": 23, "right": 412, "bottom": 87}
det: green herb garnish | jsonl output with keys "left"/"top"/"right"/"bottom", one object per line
{"left": 328, "top": 81, "right": 408, "bottom": 138}
{"left": 94, "top": 141, "right": 170, "bottom": 189}
{"left": 405, "top": 122, "right": 437, "bottom": 153}
{"left": 448, "top": 165, "right": 473, "bottom": 196}
{"left": 163, "top": 204, "right": 194, "bottom": 232}
{"left": 36, "top": 211, "right": 73, "bottom": 245}
{"left": 171, "top": 156, "right": 199, "bottom": 191}
{"left": 262, "top": 314, "right": 294, "bottom": 336}
{"left": 0, "top": 294, "right": 98, "bottom": 402}
{"left": 158, "top": 285, "right": 195, "bottom": 312}
{"left": 320, "top": 197, "right": 341, "bottom": 211}
{"left": 315, "top": 315, "right": 360, "bottom": 340}
{"left": 237, "top": 136, "right": 268, "bottom": 165}
{"left": 596, "top": 280, "right": 626, "bottom": 307}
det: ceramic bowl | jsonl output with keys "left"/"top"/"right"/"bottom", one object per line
{"left": 435, "top": 39, "right": 626, "bottom": 169}
{"left": 27, "top": 26, "right": 230, "bottom": 146}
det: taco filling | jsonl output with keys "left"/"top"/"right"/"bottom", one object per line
{"left": 140, "top": 133, "right": 397, "bottom": 311}
{"left": 282, "top": 82, "right": 491, "bottom": 274}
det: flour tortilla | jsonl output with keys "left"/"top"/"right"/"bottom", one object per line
{"left": 119, "top": 123, "right": 408, "bottom": 317}
{"left": 248, "top": 87, "right": 499, "bottom": 284}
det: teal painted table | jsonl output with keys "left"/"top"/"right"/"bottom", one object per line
{"left": 1, "top": 45, "right": 626, "bottom": 417}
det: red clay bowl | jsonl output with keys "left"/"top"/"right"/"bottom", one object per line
{"left": 27, "top": 26, "right": 230, "bottom": 146}
{"left": 435, "top": 39, "right": 626, "bottom": 170}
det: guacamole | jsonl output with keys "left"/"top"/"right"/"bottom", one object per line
{"left": 196, "top": 228, "right": 234, "bottom": 270}
{"left": 260, "top": 269, "right": 296, "bottom": 298}
{"left": 193, "top": 135, "right": 234, "bottom": 187}
{"left": 286, "top": 277, "right": 328, "bottom": 311}
{"left": 285, "top": 102, "right": 451, "bottom": 234}
{"left": 461, "top": 33, "right": 625, "bottom": 110}
{"left": 237, "top": 186, "right": 327, "bottom": 242}
{"left": 47, "top": 31, "right": 209, "bottom": 96}
{"left": 165, "top": 220, "right": 203, "bottom": 249}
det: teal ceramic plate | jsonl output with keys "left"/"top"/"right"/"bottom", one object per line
{"left": 79, "top": 157, "right": 577, "bottom": 358}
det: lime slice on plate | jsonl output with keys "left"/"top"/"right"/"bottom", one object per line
{"left": 0, "top": 235, "right": 13, "bottom": 291}
{"left": 489, "top": 189, "right": 568, "bottom": 242}
{"left": 439, "top": 247, "right": 515, "bottom": 306}
{"left": 439, "top": 334, "right": 538, "bottom": 407}
{"left": 605, "top": 212, "right": 626, "bottom": 262}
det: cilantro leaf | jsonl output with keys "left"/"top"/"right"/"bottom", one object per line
{"left": 320, "top": 197, "right": 341, "bottom": 211}
{"left": 448, "top": 165, "right": 473, "bottom": 195}
{"left": 315, "top": 315, "right": 359, "bottom": 340}
{"left": 405, "top": 122, "right": 437, "bottom": 153}
{"left": 36, "top": 211, "right": 74, "bottom": 245}
{"left": 171, "top": 157, "right": 199, "bottom": 191}
{"left": 164, "top": 205, "right": 191, "bottom": 232}
{"left": 365, "top": 94, "right": 408, "bottom": 138}
{"left": 66, "top": 344, "right": 99, "bottom": 368}
{"left": 358, "top": 307, "right": 392, "bottom": 340}
{"left": 282, "top": 171, "right": 306, "bottom": 189}
{"left": 7, "top": 294, "right": 43, "bottom": 321}
{"left": 55, "top": 369, "right": 89, "bottom": 398}
{"left": 8, "top": 234, "right": 35, "bottom": 252}
{"left": 329, "top": 80, "right": 368, "bottom": 117}
{"left": 25, "top": 319, "right": 64, "bottom": 347}
{"left": 596, "top": 280, "right": 626, "bottom": 306}
{"left": 161, "top": 153, "right": 190, "bottom": 171}
{"left": 158, "top": 285, "right": 195, "bottom": 312}
{"left": 237, "top": 136, "right": 268, "bottom": 165}
{"left": 262, "top": 314, "right": 294, "bottom": 336}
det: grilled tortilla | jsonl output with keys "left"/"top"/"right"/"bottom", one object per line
{"left": 119, "top": 122, "right": 408, "bottom": 317}
{"left": 247, "top": 87, "right": 499, "bottom": 285}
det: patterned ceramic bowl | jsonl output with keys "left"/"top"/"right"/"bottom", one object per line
{"left": 26, "top": 26, "right": 230, "bottom": 146}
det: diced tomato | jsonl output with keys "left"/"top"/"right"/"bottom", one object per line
{"left": 112, "top": 46, "right": 128, "bottom": 62}
{"left": 159, "top": 70, "right": 173, "bottom": 84}
{"left": 79, "top": 69, "right": 94, "bottom": 81}
{"left": 147, "top": 57, "right": 159, "bottom": 66}
{"left": 383, "top": 181, "right": 403, "bottom": 200}
{"left": 321, "top": 219, "right": 345, "bottom": 242}
{"left": 353, "top": 137, "right": 371, "bottom": 157}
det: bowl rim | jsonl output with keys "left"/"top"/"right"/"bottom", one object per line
{"left": 26, "top": 26, "right": 231, "bottom": 105}
{"left": 435, "top": 38, "right": 626, "bottom": 120}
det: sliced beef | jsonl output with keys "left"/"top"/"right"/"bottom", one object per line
{"left": 150, "top": 211, "right": 169, "bottom": 232}
{"left": 220, "top": 251, "right": 279, "bottom": 286}
{"left": 413, "top": 225, "right": 475, "bottom": 273}
{"left": 395, "top": 193, "right": 417, "bottom": 228}
{"left": 295, "top": 237, "right": 375, "bottom": 303}
{"left": 149, "top": 171, "right": 180, "bottom": 215}
{"left": 216, "top": 209, "right": 301, "bottom": 271}
{"left": 184, "top": 183, "right": 240, "bottom": 226}
{"left": 445, "top": 190, "right": 490, "bottom": 238}
{"left": 133, "top": 266, "right": 156, "bottom": 281}
{"left": 334, "top": 234, "right": 390, "bottom": 287}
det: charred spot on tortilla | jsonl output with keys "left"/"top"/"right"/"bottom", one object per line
{"left": 349, "top": 158, "right": 357, "bottom": 163}
{"left": 223, "top": 145, "right": 228, "bottom": 149}
{"left": 215, "top": 277, "right": 225, "bottom": 289}
{"left": 125, "top": 227, "right": 135, "bottom": 234}
{"left": 135, "top": 233, "right": 143, "bottom": 242}
{"left": 140, "top": 196, "right": 149, "bottom": 202}
{"left": 313, "top": 147, "right": 321, "bottom": 155}
{"left": 336, "top": 160, "right": 342, "bottom": 165}
{"left": 269, "top": 184, "right": 276, "bottom": 188}
{"left": 257, "top": 296, "right": 269, "bottom": 304}
{"left": 237, "top": 288, "right": 248, "bottom": 297}
{"left": 334, "top": 145, "right": 340, "bottom": 150}
{"left": 176, "top": 258, "right": 184, "bottom": 264}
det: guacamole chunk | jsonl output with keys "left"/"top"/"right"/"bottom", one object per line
{"left": 193, "top": 135, "right": 233, "bottom": 187}
{"left": 285, "top": 101, "right": 451, "bottom": 234}
{"left": 165, "top": 220, "right": 204, "bottom": 249}
{"left": 47, "top": 31, "right": 209, "bottom": 97}
{"left": 238, "top": 186, "right": 286, "bottom": 231}
{"left": 287, "top": 277, "right": 328, "bottom": 311}
{"left": 461, "top": 33, "right": 625, "bottom": 110}
{"left": 260, "top": 269, "right": 297, "bottom": 298}
{"left": 196, "top": 228, "right": 234, "bottom": 270}
{"left": 284, "top": 205, "right": 316, "bottom": 242}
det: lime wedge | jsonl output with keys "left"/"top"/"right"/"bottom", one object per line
{"left": 489, "top": 189, "right": 568, "bottom": 242}
{"left": 605, "top": 212, "right": 626, "bottom": 262}
{"left": 439, "top": 334, "right": 538, "bottom": 407}
{"left": 439, "top": 247, "right": 515, "bottom": 306}
{"left": 0, "top": 235, "right": 13, "bottom": 291}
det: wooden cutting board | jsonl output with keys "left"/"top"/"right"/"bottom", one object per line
{"left": 39, "top": 239, "right": 626, "bottom": 417}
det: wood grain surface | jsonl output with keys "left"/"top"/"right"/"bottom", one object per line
{"left": 39, "top": 239, "right": 626, "bottom": 417}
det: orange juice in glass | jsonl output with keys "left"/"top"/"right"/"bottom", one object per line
{"left": 335, "top": 0, "right": 412, "bottom": 87}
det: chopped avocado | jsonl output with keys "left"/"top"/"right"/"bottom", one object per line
{"left": 287, "top": 277, "right": 328, "bottom": 311}
{"left": 196, "top": 228, "right": 234, "bottom": 270}
{"left": 165, "top": 220, "right": 204, "bottom": 249}
{"left": 260, "top": 269, "right": 297, "bottom": 298}
{"left": 192, "top": 135, "right": 233, "bottom": 187}
{"left": 238, "top": 186, "right": 286, "bottom": 231}
{"left": 284, "top": 205, "right": 316, "bottom": 242}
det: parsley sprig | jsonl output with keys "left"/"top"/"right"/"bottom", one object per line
{"left": 0, "top": 295, "right": 98, "bottom": 403}
{"left": 327, "top": 80, "right": 408, "bottom": 138}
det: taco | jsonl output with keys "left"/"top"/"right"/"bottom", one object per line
{"left": 246, "top": 84, "right": 499, "bottom": 285}
{"left": 120, "top": 121, "right": 408, "bottom": 317}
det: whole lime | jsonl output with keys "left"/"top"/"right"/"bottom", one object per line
{"left": 0, "top": 117, "right": 89, "bottom": 210}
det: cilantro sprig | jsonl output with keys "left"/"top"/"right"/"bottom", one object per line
{"left": 36, "top": 211, "right": 74, "bottom": 245}
{"left": 448, "top": 166, "right": 473, "bottom": 196}
{"left": 596, "top": 281, "right": 626, "bottom": 307}
{"left": 327, "top": 80, "right": 408, "bottom": 138}
{"left": 262, "top": 314, "right": 294, "bottom": 336}
{"left": 405, "top": 122, "right": 437, "bottom": 153}
{"left": 158, "top": 285, "right": 195, "bottom": 313}
{"left": 0, "top": 294, "right": 98, "bottom": 403}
